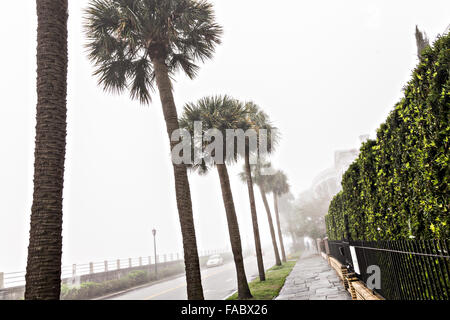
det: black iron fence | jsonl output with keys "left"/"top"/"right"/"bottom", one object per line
{"left": 324, "top": 239, "right": 450, "bottom": 300}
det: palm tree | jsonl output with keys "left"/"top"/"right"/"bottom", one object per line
{"left": 25, "top": 0, "right": 69, "bottom": 300}
{"left": 180, "top": 96, "right": 252, "bottom": 299}
{"left": 277, "top": 192, "right": 299, "bottom": 250}
{"left": 268, "top": 170, "right": 290, "bottom": 263}
{"left": 84, "top": 0, "right": 223, "bottom": 300}
{"left": 237, "top": 102, "right": 278, "bottom": 281}
{"left": 247, "top": 161, "right": 282, "bottom": 266}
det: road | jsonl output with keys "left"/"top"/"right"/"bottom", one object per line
{"left": 108, "top": 252, "right": 276, "bottom": 300}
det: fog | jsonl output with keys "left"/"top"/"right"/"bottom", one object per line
{"left": 1, "top": 0, "right": 449, "bottom": 273}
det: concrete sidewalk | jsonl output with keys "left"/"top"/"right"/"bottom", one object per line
{"left": 276, "top": 251, "right": 351, "bottom": 300}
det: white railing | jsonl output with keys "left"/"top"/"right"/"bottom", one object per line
{"left": 0, "top": 249, "right": 227, "bottom": 289}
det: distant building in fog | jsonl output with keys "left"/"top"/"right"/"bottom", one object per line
{"left": 310, "top": 135, "right": 369, "bottom": 201}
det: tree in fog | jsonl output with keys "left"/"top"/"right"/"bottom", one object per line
{"left": 267, "top": 170, "right": 290, "bottom": 262}
{"left": 277, "top": 192, "right": 301, "bottom": 250}
{"left": 179, "top": 96, "right": 253, "bottom": 299}
{"left": 292, "top": 190, "right": 328, "bottom": 240}
{"left": 84, "top": 0, "right": 223, "bottom": 300}
{"left": 237, "top": 102, "right": 278, "bottom": 281}
{"left": 243, "top": 161, "right": 282, "bottom": 266}
{"left": 25, "top": 0, "right": 68, "bottom": 300}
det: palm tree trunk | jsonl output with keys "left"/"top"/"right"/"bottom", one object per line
{"left": 244, "top": 149, "right": 265, "bottom": 281}
{"left": 259, "top": 186, "right": 282, "bottom": 266}
{"left": 153, "top": 57, "right": 204, "bottom": 300}
{"left": 216, "top": 164, "right": 252, "bottom": 299}
{"left": 25, "top": 0, "right": 68, "bottom": 300}
{"left": 273, "top": 193, "right": 287, "bottom": 262}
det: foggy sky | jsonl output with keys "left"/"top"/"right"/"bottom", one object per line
{"left": 1, "top": 0, "right": 449, "bottom": 273}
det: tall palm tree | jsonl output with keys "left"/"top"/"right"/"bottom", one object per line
{"left": 25, "top": 0, "right": 69, "bottom": 300}
{"left": 237, "top": 102, "right": 278, "bottom": 281}
{"left": 84, "top": 0, "right": 223, "bottom": 300}
{"left": 180, "top": 96, "right": 252, "bottom": 299}
{"left": 268, "top": 170, "right": 290, "bottom": 263}
{"left": 247, "top": 161, "right": 282, "bottom": 266}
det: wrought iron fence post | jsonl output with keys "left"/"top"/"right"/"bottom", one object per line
{"left": 324, "top": 237, "right": 330, "bottom": 255}
{"left": 327, "top": 239, "right": 450, "bottom": 300}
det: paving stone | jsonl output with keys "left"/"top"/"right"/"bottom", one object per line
{"left": 308, "top": 284, "right": 333, "bottom": 291}
{"left": 292, "top": 282, "right": 306, "bottom": 288}
{"left": 281, "top": 288, "right": 302, "bottom": 295}
{"left": 293, "top": 287, "right": 309, "bottom": 293}
{"left": 315, "top": 287, "right": 339, "bottom": 296}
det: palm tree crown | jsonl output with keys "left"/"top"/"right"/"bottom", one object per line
{"left": 268, "top": 169, "right": 290, "bottom": 262}
{"left": 181, "top": 96, "right": 246, "bottom": 135}
{"left": 242, "top": 102, "right": 279, "bottom": 157}
{"left": 270, "top": 170, "right": 290, "bottom": 196}
{"left": 180, "top": 95, "right": 248, "bottom": 171}
{"left": 84, "top": 0, "right": 223, "bottom": 103}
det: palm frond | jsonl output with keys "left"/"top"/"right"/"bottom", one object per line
{"left": 93, "top": 57, "right": 132, "bottom": 94}
{"left": 129, "top": 57, "right": 154, "bottom": 103}
{"left": 169, "top": 54, "right": 200, "bottom": 79}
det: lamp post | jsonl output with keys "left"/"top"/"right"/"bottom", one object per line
{"left": 152, "top": 228, "right": 157, "bottom": 277}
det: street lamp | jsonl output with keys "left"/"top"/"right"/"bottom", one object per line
{"left": 152, "top": 228, "right": 157, "bottom": 277}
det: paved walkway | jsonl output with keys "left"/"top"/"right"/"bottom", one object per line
{"left": 276, "top": 251, "right": 351, "bottom": 300}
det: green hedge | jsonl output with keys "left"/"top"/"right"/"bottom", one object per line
{"left": 326, "top": 33, "right": 449, "bottom": 240}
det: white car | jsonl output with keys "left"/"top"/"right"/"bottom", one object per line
{"left": 206, "top": 254, "right": 224, "bottom": 268}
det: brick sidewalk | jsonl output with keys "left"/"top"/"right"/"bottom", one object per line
{"left": 276, "top": 251, "right": 351, "bottom": 300}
